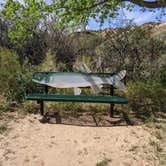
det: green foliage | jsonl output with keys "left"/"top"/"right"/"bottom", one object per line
{"left": 0, "top": 48, "right": 21, "bottom": 99}
{"left": 158, "top": 64, "right": 166, "bottom": 87}
{"left": 96, "top": 158, "right": 112, "bottom": 166}
{"left": 126, "top": 79, "right": 166, "bottom": 121}
{"left": 0, "top": 124, "right": 8, "bottom": 134}
{"left": 39, "top": 50, "right": 57, "bottom": 71}
{"left": 0, "top": 95, "right": 7, "bottom": 111}
{"left": 149, "top": 139, "right": 165, "bottom": 165}
{"left": 0, "top": 48, "right": 33, "bottom": 102}
{"left": 96, "top": 26, "right": 166, "bottom": 79}
{"left": 121, "top": 110, "right": 134, "bottom": 125}
{"left": 1, "top": 0, "right": 48, "bottom": 45}
{"left": 155, "top": 131, "right": 163, "bottom": 140}
{"left": 1, "top": 0, "right": 165, "bottom": 45}
{"left": 1, "top": 0, "right": 166, "bottom": 131}
{"left": 22, "top": 101, "right": 39, "bottom": 114}
{"left": 39, "top": 50, "right": 67, "bottom": 72}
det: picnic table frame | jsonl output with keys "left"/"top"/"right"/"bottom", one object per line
{"left": 25, "top": 72, "right": 128, "bottom": 117}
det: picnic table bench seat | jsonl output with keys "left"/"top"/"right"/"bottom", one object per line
{"left": 25, "top": 94, "right": 128, "bottom": 104}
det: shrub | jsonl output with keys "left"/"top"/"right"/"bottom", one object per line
{"left": 158, "top": 64, "right": 166, "bottom": 87}
{"left": 126, "top": 79, "right": 166, "bottom": 121}
{"left": 0, "top": 48, "right": 20, "bottom": 99}
{"left": 0, "top": 47, "right": 33, "bottom": 102}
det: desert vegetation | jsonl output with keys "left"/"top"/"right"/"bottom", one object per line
{"left": 0, "top": 1, "right": 166, "bottom": 165}
{"left": 0, "top": 19, "right": 165, "bottom": 124}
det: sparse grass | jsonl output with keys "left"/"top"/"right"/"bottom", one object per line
{"left": 129, "top": 145, "right": 139, "bottom": 152}
{"left": 146, "top": 117, "right": 166, "bottom": 165}
{"left": 155, "top": 131, "right": 163, "bottom": 140}
{"left": 43, "top": 102, "right": 108, "bottom": 117}
{"left": 160, "top": 153, "right": 166, "bottom": 166}
{"left": 21, "top": 95, "right": 109, "bottom": 116}
{"left": 149, "top": 139, "right": 166, "bottom": 165}
{"left": 0, "top": 124, "right": 8, "bottom": 134}
{"left": 96, "top": 158, "right": 112, "bottom": 166}
{"left": 145, "top": 121, "right": 155, "bottom": 128}
{"left": 149, "top": 139, "right": 157, "bottom": 147}
{"left": 121, "top": 110, "right": 134, "bottom": 125}
{"left": 149, "top": 140, "right": 163, "bottom": 154}
{"left": 21, "top": 101, "right": 39, "bottom": 114}
{"left": 149, "top": 139, "right": 162, "bottom": 152}
{"left": 161, "top": 124, "right": 166, "bottom": 132}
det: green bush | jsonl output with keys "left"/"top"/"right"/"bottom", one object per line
{"left": 0, "top": 48, "right": 20, "bottom": 99}
{"left": 126, "top": 79, "right": 166, "bottom": 121}
{"left": 0, "top": 48, "right": 33, "bottom": 102}
{"left": 158, "top": 65, "right": 166, "bottom": 87}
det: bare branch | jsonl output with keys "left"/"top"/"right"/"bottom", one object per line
{"left": 79, "top": 0, "right": 166, "bottom": 10}
{"left": 125, "top": 0, "right": 166, "bottom": 8}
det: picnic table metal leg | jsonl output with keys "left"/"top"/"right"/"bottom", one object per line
{"left": 110, "top": 103, "right": 114, "bottom": 118}
{"left": 109, "top": 85, "right": 114, "bottom": 117}
{"left": 40, "top": 101, "right": 44, "bottom": 116}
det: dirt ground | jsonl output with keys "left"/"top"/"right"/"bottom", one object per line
{"left": 0, "top": 113, "right": 165, "bottom": 166}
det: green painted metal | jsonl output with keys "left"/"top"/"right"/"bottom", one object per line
{"left": 25, "top": 94, "right": 128, "bottom": 104}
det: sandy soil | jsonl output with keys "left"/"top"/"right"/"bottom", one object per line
{"left": 0, "top": 114, "right": 160, "bottom": 166}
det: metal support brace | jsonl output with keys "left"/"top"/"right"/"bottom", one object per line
{"left": 44, "top": 72, "right": 49, "bottom": 94}
{"left": 110, "top": 103, "right": 114, "bottom": 118}
{"left": 109, "top": 85, "right": 114, "bottom": 118}
{"left": 40, "top": 101, "right": 44, "bottom": 116}
{"left": 44, "top": 86, "right": 48, "bottom": 94}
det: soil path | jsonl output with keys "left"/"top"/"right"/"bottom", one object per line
{"left": 0, "top": 114, "right": 158, "bottom": 166}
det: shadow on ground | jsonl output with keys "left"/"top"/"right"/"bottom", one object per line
{"left": 39, "top": 111, "right": 141, "bottom": 127}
